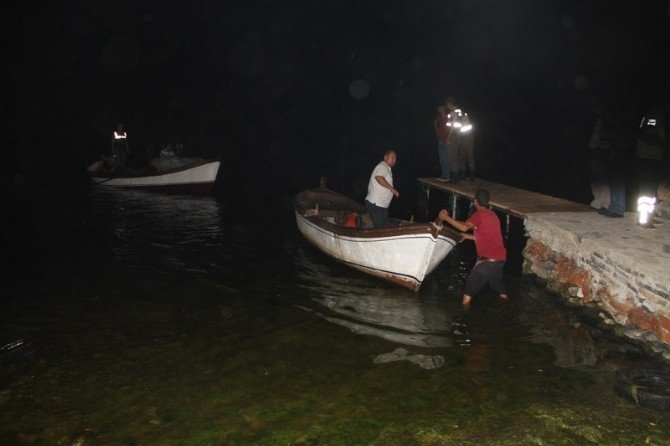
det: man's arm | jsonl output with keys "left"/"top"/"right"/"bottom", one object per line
{"left": 438, "top": 209, "right": 474, "bottom": 233}
{"left": 375, "top": 176, "right": 399, "bottom": 197}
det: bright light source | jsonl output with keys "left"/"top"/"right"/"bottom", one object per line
{"left": 637, "top": 196, "right": 656, "bottom": 226}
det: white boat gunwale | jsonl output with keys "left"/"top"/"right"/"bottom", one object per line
{"left": 299, "top": 213, "right": 457, "bottom": 245}
{"left": 90, "top": 159, "right": 220, "bottom": 181}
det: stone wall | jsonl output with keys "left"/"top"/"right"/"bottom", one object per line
{"left": 522, "top": 212, "right": 670, "bottom": 360}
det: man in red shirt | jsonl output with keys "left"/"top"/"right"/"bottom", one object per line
{"left": 438, "top": 189, "right": 507, "bottom": 305}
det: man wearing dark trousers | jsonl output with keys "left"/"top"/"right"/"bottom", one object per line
{"left": 438, "top": 189, "right": 507, "bottom": 305}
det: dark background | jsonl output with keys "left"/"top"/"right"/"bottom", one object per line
{"left": 3, "top": 0, "right": 670, "bottom": 223}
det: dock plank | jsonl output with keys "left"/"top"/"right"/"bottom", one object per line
{"left": 418, "top": 178, "right": 593, "bottom": 218}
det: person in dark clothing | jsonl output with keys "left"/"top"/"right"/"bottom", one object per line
{"left": 635, "top": 106, "right": 667, "bottom": 199}
{"left": 111, "top": 123, "right": 129, "bottom": 173}
{"left": 433, "top": 105, "right": 451, "bottom": 181}
{"left": 438, "top": 189, "right": 507, "bottom": 305}
{"left": 588, "top": 106, "right": 615, "bottom": 213}
{"left": 589, "top": 106, "right": 635, "bottom": 218}
{"left": 607, "top": 108, "right": 637, "bottom": 217}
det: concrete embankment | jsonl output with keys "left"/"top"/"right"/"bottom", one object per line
{"left": 523, "top": 211, "right": 670, "bottom": 360}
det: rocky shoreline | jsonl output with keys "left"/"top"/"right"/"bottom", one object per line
{"left": 522, "top": 211, "right": 670, "bottom": 363}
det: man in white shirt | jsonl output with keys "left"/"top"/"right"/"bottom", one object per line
{"left": 365, "top": 150, "right": 400, "bottom": 228}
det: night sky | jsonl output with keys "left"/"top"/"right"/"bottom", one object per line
{"left": 4, "top": 0, "right": 670, "bottom": 211}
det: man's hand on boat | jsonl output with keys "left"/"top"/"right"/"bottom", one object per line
{"left": 438, "top": 209, "right": 451, "bottom": 223}
{"left": 438, "top": 209, "right": 474, "bottom": 242}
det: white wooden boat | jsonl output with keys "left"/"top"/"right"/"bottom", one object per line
{"left": 294, "top": 189, "right": 462, "bottom": 291}
{"left": 89, "top": 160, "right": 220, "bottom": 194}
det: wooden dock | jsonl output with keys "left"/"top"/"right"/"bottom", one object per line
{"left": 418, "top": 178, "right": 593, "bottom": 219}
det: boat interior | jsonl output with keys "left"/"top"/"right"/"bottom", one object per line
{"left": 295, "top": 189, "right": 428, "bottom": 231}
{"left": 316, "top": 212, "right": 416, "bottom": 230}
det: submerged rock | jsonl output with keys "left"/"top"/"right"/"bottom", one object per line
{"left": 373, "top": 347, "right": 445, "bottom": 370}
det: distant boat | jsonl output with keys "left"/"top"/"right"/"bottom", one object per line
{"left": 89, "top": 160, "right": 220, "bottom": 194}
{"left": 294, "top": 188, "right": 462, "bottom": 291}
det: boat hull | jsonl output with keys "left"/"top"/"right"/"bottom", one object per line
{"left": 296, "top": 212, "right": 457, "bottom": 292}
{"left": 90, "top": 161, "right": 220, "bottom": 194}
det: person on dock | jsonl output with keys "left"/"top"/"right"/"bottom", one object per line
{"left": 446, "top": 99, "right": 475, "bottom": 182}
{"left": 365, "top": 150, "right": 399, "bottom": 228}
{"left": 588, "top": 105, "right": 634, "bottom": 218}
{"left": 438, "top": 189, "right": 507, "bottom": 305}
{"left": 433, "top": 105, "right": 451, "bottom": 182}
{"left": 588, "top": 106, "right": 614, "bottom": 214}
{"left": 606, "top": 107, "right": 636, "bottom": 218}
{"left": 635, "top": 105, "right": 667, "bottom": 199}
{"left": 111, "top": 123, "right": 129, "bottom": 173}
{"left": 444, "top": 98, "right": 461, "bottom": 183}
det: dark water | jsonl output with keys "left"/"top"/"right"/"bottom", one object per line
{"left": 1, "top": 189, "right": 670, "bottom": 445}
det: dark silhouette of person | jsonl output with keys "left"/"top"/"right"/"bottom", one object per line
{"left": 111, "top": 123, "right": 129, "bottom": 172}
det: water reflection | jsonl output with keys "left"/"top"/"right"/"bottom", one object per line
{"left": 294, "top": 248, "right": 456, "bottom": 359}
{"left": 89, "top": 188, "right": 227, "bottom": 273}
{"left": 298, "top": 294, "right": 453, "bottom": 348}
{"left": 522, "top": 290, "right": 602, "bottom": 370}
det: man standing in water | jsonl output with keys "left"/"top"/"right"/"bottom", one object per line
{"left": 438, "top": 189, "right": 507, "bottom": 305}
{"left": 111, "top": 123, "right": 129, "bottom": 172}
{"left": 365, "top": 150, "right": 399, "bottom": 229}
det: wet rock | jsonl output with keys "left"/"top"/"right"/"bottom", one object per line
{"left": 373, "top": 347, "right": 445, "bottom": 370}
{"left": 598, "top": 312, "right": 616, "bottom": 325}
{"left": 568, "top": 286, "right": 583, "bottom": 298}
{"left": 644, "top": 332, "right": 659, "bottom": 342}
{"left": 621, "top": 328, "right": 647, "bottom": 341}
